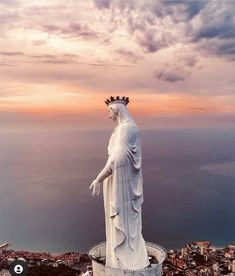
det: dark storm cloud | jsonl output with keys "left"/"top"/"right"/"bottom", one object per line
{"left": 216, "top": 40, "right": 235, "bottom": 57}
{"left": 189, "top": 1, "right": 235, "bottom": 59}
{"left": 161, "top": 0, "right": 207, "bottom": 20}
{"left": 178, "top": 0, "right": 207, "bottom": 19}
{"left": 199, "top": 38, "right": 235, "bottom": 60}
{"left": 147, "top": 0, "right": 235, "bottom": 59}
{"left": 193, "top": 1, "right": 235, "bottom": 42}
{"left": 137, "top": 0, "right": 210, "bottom": 53}
{"left": 92, "top": 0, "right": 235, "bottom": 61}
{"left": 195, "top": 23, "right": 235, "bottom": 41}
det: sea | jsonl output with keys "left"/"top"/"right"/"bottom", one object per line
{"left": 0, "top": 125, "right": 235, "bottom": 253}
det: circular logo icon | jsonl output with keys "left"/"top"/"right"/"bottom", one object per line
{"left": 14, "top": 264, "right": 23, "bottom": 274}
{"left": 9, "top": 260, "right": 27, "bottom": 276}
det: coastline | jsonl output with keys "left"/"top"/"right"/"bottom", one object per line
{"left": 1, "top": 241, "right": 235, "bottom": 275}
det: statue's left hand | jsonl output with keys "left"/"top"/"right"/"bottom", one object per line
{"left": 89, "top": 179, "right": 101, "bottom": 196}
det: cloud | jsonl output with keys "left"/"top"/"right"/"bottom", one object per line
{"left": 154, "top": 70, "right": 185, "bottom": 83}
{"left": 127, "top": 14, "right": 179, "bottom": 53}
{"left": 0, "top": 0, "right": 19, "bottom": 7}
{"left": 32, "top": 40, "right": 47, "bottom": 46}
{"left": 0, "top": 51, "right": 23, "bottom": 66}
{"left": 0, "top": 52, "right": 82, "bottom": 65}
{"left": 0, "top": 10, "right": 20, "bottom": 25}
{"left": 0, "top": 51, "right": 24, "bottom": 56}
{"left": 29, "top": 54, "right": 61, "bottom": 59}
{"left": 91, "top": 0, "right": 235, "bottom": 62}
{"left": 0, "top": 0, "right": 235, "bottom": 101}
{"left": 0, "top": 62, "right": 14, "bottom": 67}
{"left": 182, "top": 55, "right": 198, "bottom": 68}
{"left": 29, "top": 53, "right": 81, "bottom": 65}
{"left": 38, "top": 59, "right": 73, "bottom": 65}
{"left": 146, "top": 0, "right": 235, "bottom": 60}
{"left": 160, "top": 0, "right": 207, "bottom": 21}
{"left": 153, "top": 50, "right": 199, "bottom": 84}
{"left": 43, "top": 22, "right": 98, "bottom": 39}
{"left": 136, "top": 31, "right": 162, "bottom": 53}
{"left": 101, "top": 1, "right": 189, "bottom": 53}
{"left": 216, "top": 40, "right": 235, "bottom": 58}
{"left": 28, "top": 54, "right": 128, "bottom": 66}
{"left": 115, "top": 48, "right": 142, "bottom": 62}
{"left": 178, "top": 0, "right": 206, "bottom": 19}
{"left": 186, "top": 1, "right": 235, "bottom": 60}
{"left": 193, "top": 1, "right": 235, "bottom": 42}
{"left": 198, "top": 38, "right": 235, "bottom": 60}
{"left": 195, "top": 23, "right": 235, "bottom": 41}
{"left": 93, "top": 0, "right": 111, "bottom": 9}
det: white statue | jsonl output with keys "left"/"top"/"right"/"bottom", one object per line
{"left": 90, "top": 96, "right": 150, "bottom": 270}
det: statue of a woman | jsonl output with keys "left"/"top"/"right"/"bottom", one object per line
{"left": 90, "top": 96, "right": 149, "bottom": 270}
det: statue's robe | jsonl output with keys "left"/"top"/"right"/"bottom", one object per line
{"left": 100, "top": 119, "right": 149, "bottom": 270}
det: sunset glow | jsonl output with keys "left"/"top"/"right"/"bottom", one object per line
{"left": 1, "top": 0, "right": 235, "bottom": 127}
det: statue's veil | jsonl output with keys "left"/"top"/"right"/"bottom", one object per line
{"left": 110, "top": 103, "right": 134, "bottom": 123}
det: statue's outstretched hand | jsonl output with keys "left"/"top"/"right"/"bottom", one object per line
{"left": 89, "top": 179, "right": 101, "bottom": 196}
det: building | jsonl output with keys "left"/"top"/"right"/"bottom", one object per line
{"left": 228, "top": 260, "right": 235, "bottom": 273}
{"left": 0, "top": 244, "right": 10, "bottom": 254}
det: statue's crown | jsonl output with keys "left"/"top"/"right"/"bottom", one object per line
{"left": 105, "top": 96, "right": 129, "bottom": 106}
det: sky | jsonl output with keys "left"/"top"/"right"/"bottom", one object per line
{"left": 0, "top": 0, "right": 235, "bottom": 128}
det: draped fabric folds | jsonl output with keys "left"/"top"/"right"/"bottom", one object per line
{"left": 102, "top": 120, "right": 149, "bottom": 270}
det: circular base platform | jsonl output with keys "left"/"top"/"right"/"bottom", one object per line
{"left": 88, "top": 242, "right": 166, "bottom": 276}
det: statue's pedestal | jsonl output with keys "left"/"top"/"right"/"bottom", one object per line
{"left": 88, "top": 242, "right": 166, "bottom": 276}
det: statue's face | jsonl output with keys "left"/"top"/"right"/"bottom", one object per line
{"left": 108, "top": 106, "right": 117, "bottom": 122}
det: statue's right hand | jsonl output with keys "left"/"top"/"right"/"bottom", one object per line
{"left": 89, "top": 179, "right": 101, "bottom": 196}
